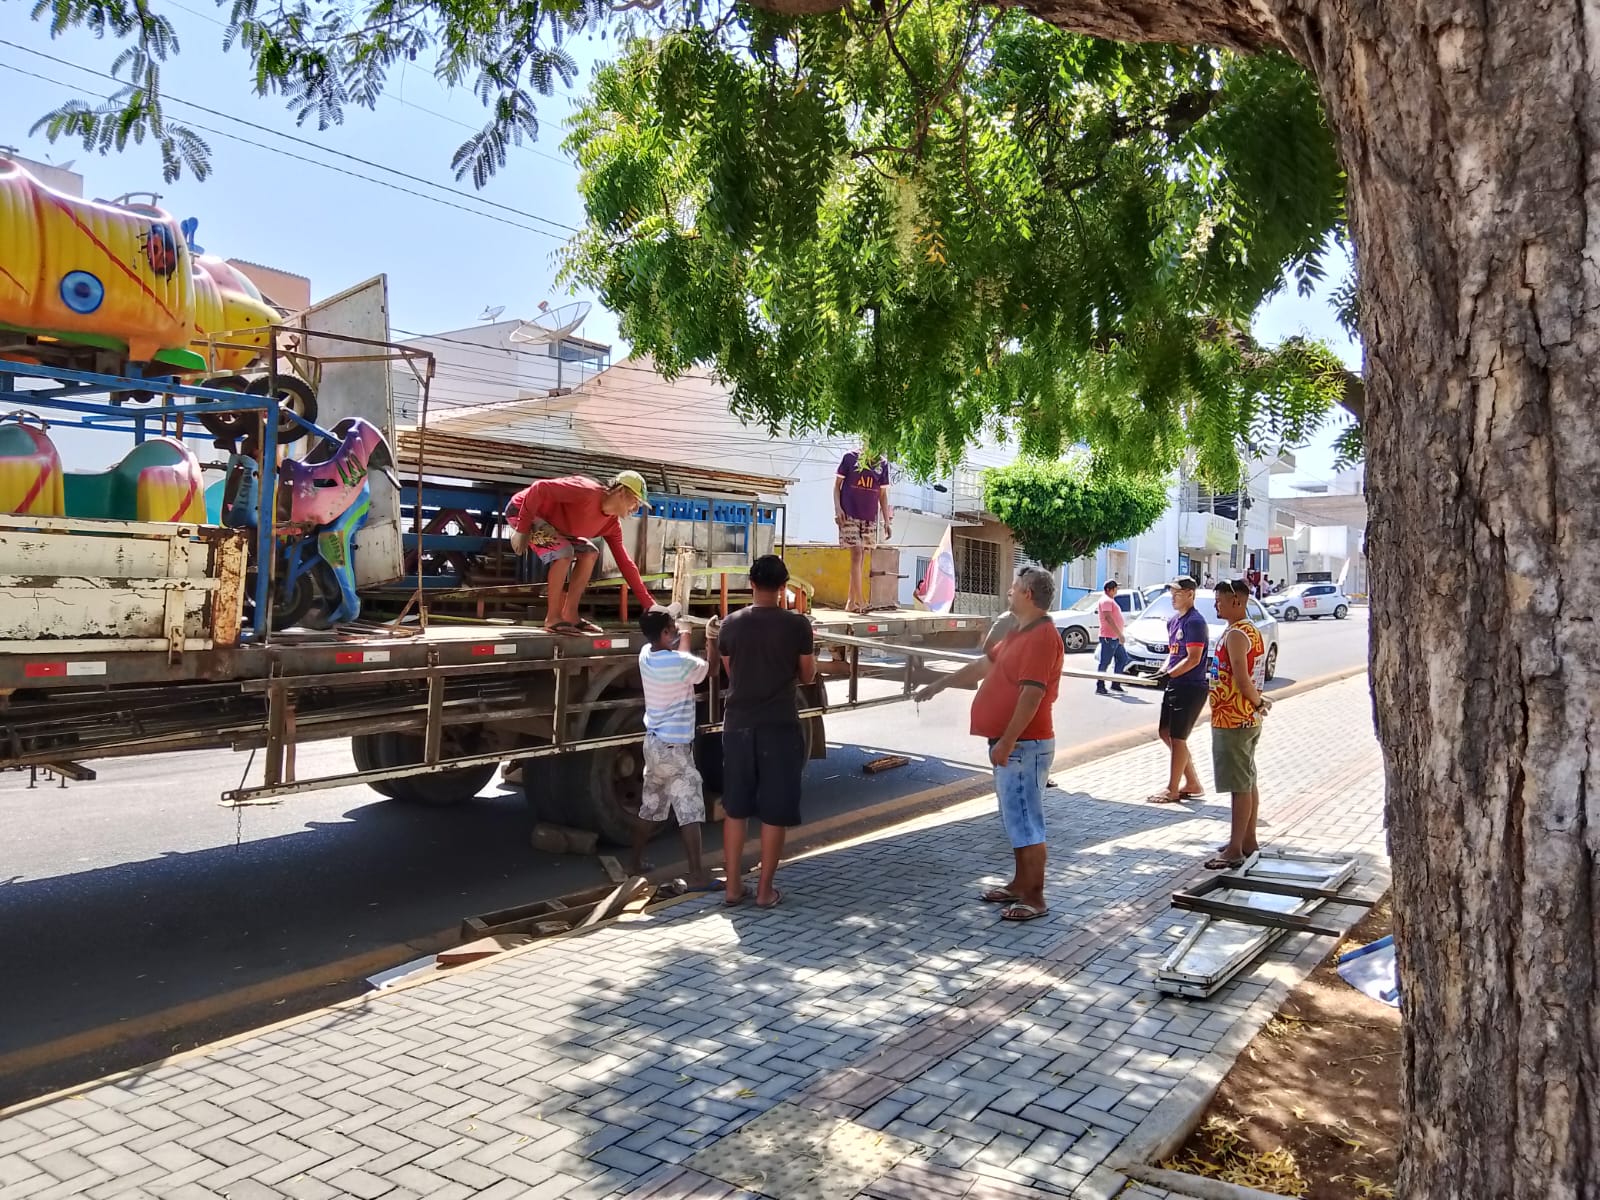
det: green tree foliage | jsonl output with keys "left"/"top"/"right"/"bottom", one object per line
{"left": 982, "top": 458, "right": 1168, "bottom": 570}
{"left": 23, "top": 0, "right": 1354, "bottom": 481}
{"left": 562, "top": 7, "right": 1353, "bottom": 482}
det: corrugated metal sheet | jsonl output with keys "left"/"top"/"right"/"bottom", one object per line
{"left": 397, "top": 430, "right": 791, "bottom": 500}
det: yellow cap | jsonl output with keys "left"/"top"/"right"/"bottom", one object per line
{"left": 613, "top": 470, "right": 648, "bottom": 504}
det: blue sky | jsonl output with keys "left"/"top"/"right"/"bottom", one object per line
{"left": 0, "top": 8, "right": 1358, "bottom": 488}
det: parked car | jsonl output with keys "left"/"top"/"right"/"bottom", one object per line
{"left": 1050, "top": 587, "right": 1149, "bottom": 652}
{"left": 1264, "top": 582, "right": 1351, "bottom": 622}
{"left": 1121, "top": 590, "right": 1281, "bottom": 681}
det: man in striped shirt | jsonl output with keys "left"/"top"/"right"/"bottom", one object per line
{"left": 633, "top": 606, "right": 712, "bottom": 888}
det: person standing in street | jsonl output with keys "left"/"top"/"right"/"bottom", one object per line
{"left": 1094, "top": 580, "right": 1131, "bottom": 695}
{"left": 1207, "top": 580, "right": 1273, "bottom": 868}
{"left": 834, "top": 449, "right": 891, "bottom": 614}
{"left": 1147, "top": 576, "right": 1210, "bottom": 804}
{"left": 717, "top": 555, "right": 816, "bottom": 909}
{"left": 632, "top": 605, "right": 715, "bottom": 890}
{"left": 917, "top": 566, "right": 1063, "bottom": 922}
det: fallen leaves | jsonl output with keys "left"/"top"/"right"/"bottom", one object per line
{"left": 1161, "top": 1116, "right": 1309, "bottom": 1197}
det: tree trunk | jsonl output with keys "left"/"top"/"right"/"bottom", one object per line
{"left": 1004, "top": 1, "right": 1600, "bottom": 1195}
{"left": 1309, "top": 5, "right": 1600, "bottom": 1195}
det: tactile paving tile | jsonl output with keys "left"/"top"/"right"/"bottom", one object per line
{"left": 687, "top": 1102, "right": 916, "bottom": 1200}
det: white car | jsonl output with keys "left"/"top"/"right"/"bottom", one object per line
{"left": 1121, "top": 589, "right": 1281, "bottom": 681}
{"left": 1265, "top": 582, "right": 1351, "bottom": 622}
{"left": 1049, "top": 588, "right": 1149, "bottom": 653}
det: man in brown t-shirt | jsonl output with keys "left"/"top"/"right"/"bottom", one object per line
{"left": 917, "top": 566, "right": 1063, "bottom": 921}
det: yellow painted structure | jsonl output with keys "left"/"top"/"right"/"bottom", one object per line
{"left": 0, "top": 417, "right": 64, "bottom": 516}
{"left": 0, "top": 158, "right": 277, "bottom": 373}
{"left": 782, "top": 544, "right": 900, "bottom": 609}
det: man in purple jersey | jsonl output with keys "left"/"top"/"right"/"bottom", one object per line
{"left": 834, "top": 448, "right": 891, "bottom": 613}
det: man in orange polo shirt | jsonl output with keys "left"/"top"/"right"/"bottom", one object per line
{"left": 917, "top": 565, "right": 1063, "bottom": 921}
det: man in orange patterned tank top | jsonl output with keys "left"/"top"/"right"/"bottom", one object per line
{"left": 1207, "top": 580, "right": 1273, "bottom": 870}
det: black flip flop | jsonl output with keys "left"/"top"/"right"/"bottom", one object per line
{"left": 999, "top": 902, "right": 1049, "bottom": 922}
{"left": 756, "top": 888, "right": 783, "bottom": 909}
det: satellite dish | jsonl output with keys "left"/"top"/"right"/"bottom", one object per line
{"left": 508, "top": 300, "right": 592, "bottom": 345}
{"left": 479, "top": 305, "right": 506, "bottom": 322}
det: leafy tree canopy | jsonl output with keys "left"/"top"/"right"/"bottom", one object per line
{"left": 982, "top": 457, "right": 1168, "bottom": 569}
{"left": 24, "top": 0, "right": 1354, "bottom": 482}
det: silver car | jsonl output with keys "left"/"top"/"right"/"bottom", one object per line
{"left": 1121, "top": 589, "right": 1281, "bottom": 682}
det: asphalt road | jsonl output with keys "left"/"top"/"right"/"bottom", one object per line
{"left": 0, "top": 610, "right": 1367, "bottom": 1100}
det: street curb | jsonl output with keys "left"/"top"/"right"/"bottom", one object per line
{"left": 1, "top": 666, "right": 1370, "bottom": 1112}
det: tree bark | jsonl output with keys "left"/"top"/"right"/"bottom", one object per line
{"left": 1307, "top": 5, "right": 1600, "bottom": 1195}
{"left": 1001, "top": 0, "right": 1599, "bottom": 1195}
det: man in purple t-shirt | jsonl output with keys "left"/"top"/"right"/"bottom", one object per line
{"left": 1147, "top": 576, "right": 1211, "bottom": 804}
{"left": 834, "top": 449, "right": 892, "bottom": 614}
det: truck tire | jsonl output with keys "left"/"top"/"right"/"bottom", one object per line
{"left": 556, "top": 706, "right": 648, "bottom": 846}
{"left": 368, "top": 730, "right": 497, "bottom": 805}
{"left": 350, "top": 731, "right": 403, "bottom": 800}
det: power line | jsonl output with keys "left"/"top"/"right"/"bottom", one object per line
{"left": 0, "top": 39, "right": 580, "bottom": 237}
{"left": 0, "top": 59, "right": 569, "bottom": 243}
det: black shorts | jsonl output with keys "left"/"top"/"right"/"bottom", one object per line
{"left": 1159, "top": 686, "right": 1208, "bottom": 739}
{"left": 721, "top": 723, "right": 806, "bottom": 827}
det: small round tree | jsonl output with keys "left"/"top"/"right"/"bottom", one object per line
{"left": 981, "top": 458, "right": 1169, "bottom": 571}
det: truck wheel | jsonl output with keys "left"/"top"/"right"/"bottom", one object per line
{"left": 350, "top": 731, "right": 403, "bottom": 799}
{"left": 558, "top": 706, "right": 647, "bottom": 846}
{"left": 370, "top": 730, "right": 496, "bottom": 805}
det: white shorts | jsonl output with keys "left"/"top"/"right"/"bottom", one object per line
{"left": 640, "top": 735, "right": 706, "bottom": 824}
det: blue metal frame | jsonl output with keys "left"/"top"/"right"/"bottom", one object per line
{"left": 0, "top": 359, "right": 282, "bottom": 641}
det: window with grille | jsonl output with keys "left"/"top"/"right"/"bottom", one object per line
{"left": 956, "top": 536, "right": 1002, "bottom": 597}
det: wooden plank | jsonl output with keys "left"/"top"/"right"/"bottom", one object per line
{"left": 580, "top": 877, "right": 652, "bottom": 929}
{"left": 437, "top": 933, "right": 535, "bottom": 965}
{"left": 863, "top": 755, "right": 910, "bottom": 774}
{"left": 599, "top": 855, "right": 628, "bottom": 884}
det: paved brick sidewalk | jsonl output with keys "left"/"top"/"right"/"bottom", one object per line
{"left": 0, "top": 676, "right": 1386, "bottom": 1200}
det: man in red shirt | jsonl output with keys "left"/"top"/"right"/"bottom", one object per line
{"left": 504, "top": 471, "right": 655, "bottom": 634}
{"left": 917, "top": 565, "right": 1063, "bottom": 921}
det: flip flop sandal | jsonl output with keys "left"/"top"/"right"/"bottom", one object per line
{"left": 1179, "top": 790, "right": 1206, "bottom": 800}
{"left": 1000, "top": 902, "right": 1049, "bottom": 922}
{"left": 1145, "top": 792, "right": 1185, "bottom": 805}
{"left": 724, "top": 887, "right": 750, "bottom": 907}
{"left": 756, "top": 889, "right": 783, "bottom": 909}
{"left": 574, "top": 619, "right": 606, "bottom": 635}
{"left": 544, "top": 621, "right": 584, "bottom": 636}
{"left": 1204, "top": 855, "right": 1248, "bottom": 871}
{"left": 981, "top": 887, "right": 1021, "bottom": 903}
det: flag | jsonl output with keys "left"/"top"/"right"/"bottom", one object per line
{"left": 919, "top": 525, "right": 957, "bottom": 613}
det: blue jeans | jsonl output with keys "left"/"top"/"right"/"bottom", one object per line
{"left": 991, "top": 737, "right": 1055, "bottom": 849}
{"left": 1098, "top": 637, "right": 1130, "bottom": 680}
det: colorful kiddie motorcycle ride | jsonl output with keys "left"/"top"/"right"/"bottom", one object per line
{"left": 218, "top": 414, "right": 399, "bottom": 630}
